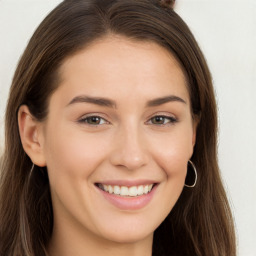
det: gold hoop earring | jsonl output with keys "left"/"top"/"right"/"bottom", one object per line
{"left": 184, "top": 160, "right": 197, "bottom": 188}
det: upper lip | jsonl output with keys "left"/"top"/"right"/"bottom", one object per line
{"left": 95, "top": 179, "right": 159, "bottom": 187}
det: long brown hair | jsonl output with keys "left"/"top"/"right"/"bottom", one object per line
{"left": 0, "top": 0, "right": 236, "bottom": 255}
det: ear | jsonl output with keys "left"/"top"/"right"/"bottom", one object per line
{"left": 18, "top": 105, "right": 46, "bottom": 167}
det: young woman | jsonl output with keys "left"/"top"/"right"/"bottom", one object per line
{"left": 0, "top": 0, "right": 236, "bottom": 255}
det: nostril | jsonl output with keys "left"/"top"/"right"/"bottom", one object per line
{"left": 110, "top": 153, "right": 149, "bottom": 171}
{"left": 109, "top": 134, "right": 149, "bottom": 170}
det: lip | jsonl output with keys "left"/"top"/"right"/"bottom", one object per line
{"left": 95, "top": 179, "right": 157, "bottom": 187}
{"left": 95, "top": 182, "right": 158, "bottom": 210}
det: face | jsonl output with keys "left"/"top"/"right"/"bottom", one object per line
{"left": 39, "top": 36, "right": 196, "bottom": 244}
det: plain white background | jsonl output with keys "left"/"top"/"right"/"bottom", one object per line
{"left": 0, "top": 1, "right": 255, "bottom": 255}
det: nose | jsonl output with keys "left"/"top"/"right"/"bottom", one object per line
{"left": 109, "top": 125, "right": 149, "bottom": 171}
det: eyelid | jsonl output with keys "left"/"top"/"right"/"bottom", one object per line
{"left": 146, "top": 113, "right": 178, "bottom": 125}
{"left": 147, "top": 111, "right": 177, "bottom": 119}
{"left": 76, "top": 112, "right": 178, "bottom": 127}
{"left": 77, "top": 113, "right": 110, "bottom": 125}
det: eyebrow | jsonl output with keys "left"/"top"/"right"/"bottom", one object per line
{"left": 146, "top": 95, "right": 186, "bottom": 107}
{"left": 67, "top": 94, "right": 186, "bottom": 108}
{"left": 67, "top": 95, "right": 117, "bottom": 108}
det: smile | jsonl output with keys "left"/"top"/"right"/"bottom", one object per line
{"left": 96, "top": 183, "right": 154, "bottom": 197}
{"left": 95, "top": 181, "right": 158, "bottom": 210}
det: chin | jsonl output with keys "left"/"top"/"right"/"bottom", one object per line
{"left": 100, "top": 228, "right": 153, "bottom": 244}
{"left": 93, "top": 216, "right": 157, "bottom": 244}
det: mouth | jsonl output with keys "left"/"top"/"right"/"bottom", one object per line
{"left": 94, "top": 181, "right": 159, "bottom": 210}
{"left": 95, "top": 183, "right": 156, "bottom": 197}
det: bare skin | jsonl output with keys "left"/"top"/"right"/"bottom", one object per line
{"left": 18, "top": 35, "right": 196, "bottom": 256}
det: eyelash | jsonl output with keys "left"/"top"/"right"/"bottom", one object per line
{"left": 78, "top": 115, "right": 109, "bottom": 126}
{"left": 78, "top": 114, "right": 177, "bottom": 127}
{"left": 146, "top": 115, "right": 177, "bottom": 126}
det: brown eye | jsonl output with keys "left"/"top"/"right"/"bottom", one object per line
{"left": 149, "top": 115, "right": 177, "bottom": 125}
{"left": 79, "top": 116, "right": 108, "bottom": 125}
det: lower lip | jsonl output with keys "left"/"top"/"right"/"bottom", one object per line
{"left": 95, "top": 184, "right": 158, "bottom": 210}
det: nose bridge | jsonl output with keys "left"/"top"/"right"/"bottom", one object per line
{"left": 110, "top": 121, "right": 149, "bottom": 170}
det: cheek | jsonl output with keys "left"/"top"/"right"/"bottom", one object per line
{"left": 146, "top": 130, "right": 193, "bottom": 220}
{"left": 150, "top": 128, "right": 194, "bottom": 178}
{"left": 42, "top": 123, "right": 110, "bottom": 183}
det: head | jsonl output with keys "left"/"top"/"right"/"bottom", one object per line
{"left": 0, "top": 0, "right": 235, "bottom": 255}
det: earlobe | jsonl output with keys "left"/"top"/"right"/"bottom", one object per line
{"left": 18, "top": 105, "right": 46, "bottom": 167}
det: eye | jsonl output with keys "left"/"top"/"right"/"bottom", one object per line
{"left": 148, "top": 115, "right": 177, "bottom": 125}
{"left": 78, "top": 115, "right": 109, "bottom": 125}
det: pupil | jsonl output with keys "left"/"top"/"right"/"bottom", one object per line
{"left": 90, "top": 117, "right": 100, "bottom": 124}
{"left": 154, "top": 116, "right": 164, "bottom": 124}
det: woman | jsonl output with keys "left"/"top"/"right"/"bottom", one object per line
{"left": 0, "top": 0, "right": 236, "bottom": 255}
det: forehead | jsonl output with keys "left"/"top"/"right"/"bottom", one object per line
{"left": 55, "top": 35, "right": 189, "bottom": 105}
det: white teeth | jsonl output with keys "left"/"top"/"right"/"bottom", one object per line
{"left": 108, "top": 185, "right": 113, "bottom": 194}
{"left": 114, "top": 185, "right": 120, "bottom": 195}
{"left": 120, "top": 186, "right": 129, "bottom": 196}
{"left": 137, "top": 185, "right": 144, "bottom": 195}
{"left": 129, "top": 186, "right": 138, "bottom": 197}
{"left": 144, "top": 185, "right": 149, "bottom": 194}
{"left": 99, "top": 184, "right": 154, "bottom": 197}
